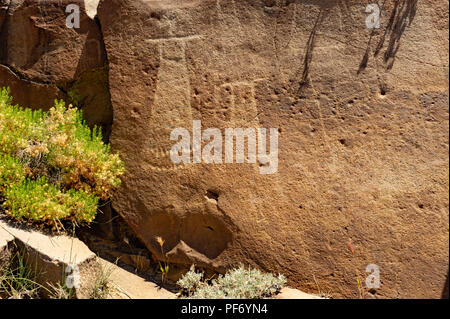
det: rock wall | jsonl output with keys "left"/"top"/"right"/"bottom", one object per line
{"left": 0, "top": 0, "right": 448, "bottom": 298}
{"left": 0, "top": 0, "right": 112, "bottom": 138}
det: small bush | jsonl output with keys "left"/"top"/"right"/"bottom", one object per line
{"left": 177, "top": 265, "right": 287, "bottom": 299}
{"left": 89, "top": 263, "right": 114, "bottom": 299}
{"left": 0, "top": 252, "right": 41, "bottom": 299}
{"left": 4, "top": 178, "right": 98, "bottom": 225}
{"left": 0, "top": 155, "right": 26, "bottom": 192}
{"left": 0, "top": 87, "right": 124, "bottom": 227}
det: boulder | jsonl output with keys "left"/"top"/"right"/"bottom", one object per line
{"left": 0, "top": 0, "right": 447, "bottom": 299}
{"left": 0, "top": 0, "right": 105, "bottom": 83}
{"left": 0, "top": 0, "right": 112, "bottom": 137}
{"left": 98, "top": 0, "right": 449, "bottom": 298}
{"left": 0, "top": 64, "right": 65, "bottom": 111}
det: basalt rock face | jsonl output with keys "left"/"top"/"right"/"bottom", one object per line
{"left": 0, "top": 0, "right": 105, "bottom": 83}
{"left": 0, "top": 0, "right": 112, "bottom": 137}
{"left": 0, "top": 0, "right": 448, "bottom": 299}
{"left": 98, "top": 0, "right": 449, "bottom": 298}
{"left": 0, "top": 1, "right": 8, "bottom": 31}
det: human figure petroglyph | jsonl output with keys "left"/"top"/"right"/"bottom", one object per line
{"left": 146, "top": 35, "right": 202, "bottom": 129}
{"left": 142, "top": 35, "right": 201, "bottom": 170}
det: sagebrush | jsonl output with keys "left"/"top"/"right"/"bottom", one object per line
{"left": 0, "top": 87, "right": 124, "bottom": 227}
{"left": 177, "top": 265, "right": 287, "bottom": 299}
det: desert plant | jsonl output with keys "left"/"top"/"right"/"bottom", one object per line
{"left": 0, "top": 251, "right": 45, "bottom": 299}
{"left": 0, "top": 87, "right": 124, "bottom": 228}
{"left": 155, "top": 236, "right": 170, "bottom": 284}
{"left": 0, "top": 247, "right": 114, "bottom": 299}
{"left": 3, "top": 178, "right": 99, "bottom": 227}
{"left": 176, "top": 264, "right": 203, "bottom": 296}
{"left": 89, "top": 265, "right": 113, "bottom": 299}
{"left": 177, "top": 265, "right": 287, "bottom": 299}
{"left": 47, "top": 281, "right": 76, "bottom": 299}
{"left": 0, "top": 155, "right": 26, "bottom": 192}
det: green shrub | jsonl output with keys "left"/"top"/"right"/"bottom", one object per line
{"left": 4, "top": 178, "right": 98, "bottom": 225}
{"left": 0, "top": 155, "right": 26, "bottom": 192}
{"left": 177, "top": 265, "right": 287, "bottom": 299}
{"left": 0, "top": 87, "right": 124, "bottom": 227}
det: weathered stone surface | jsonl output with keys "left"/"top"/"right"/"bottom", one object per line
{"left": 0, "top": 0, "right": 105, "bottom": 83}
{"left": 0, "top": 1, "right": 9, "bottom": 33}
{"left": 98, "top": 0, "right": 449, "bottom": 298}
{"left": 62, "top": 66, "right": 113, "bottom": 139}
{"left": 275, "top": 287, "right": 321, "bottom": 299}
{"left": 0, "top": 0, "right": 447, "bottom": 299}
{"left": 0, "top": 219, "right": 101, "bottom": 299}
{"left": 0, "top": 64, "right": 65, "bottom": 111}
{"left": 98, "top": 257, "right": 175, "bottom": 299}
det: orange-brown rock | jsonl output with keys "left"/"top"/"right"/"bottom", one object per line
{"left": 0, "top": 0, "right": 105, "bottom": 83}
{"left": 97, "top": 0, "right": 449, "bottom": 298}
{"left": 0, "top": 0, "right": 447, "bottom": 299}
{"left": 0, "top": 1, "right": 8, "bottom": 31}
{"left": 0, "top": 0, "right": 112, "bottom": 136}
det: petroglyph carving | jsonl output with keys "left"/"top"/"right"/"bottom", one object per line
{"left": 143, "top": 35, "right": 202, "bottom": 170}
